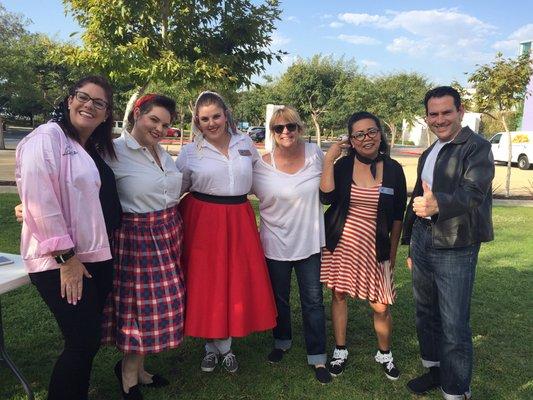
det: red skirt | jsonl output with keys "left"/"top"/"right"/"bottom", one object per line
{"left": 101, "top": 205, "right": 185, "bottom": 353}
{"left": 179, "top": 193, "right": 277, "bottom": 338}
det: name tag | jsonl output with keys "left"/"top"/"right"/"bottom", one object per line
{"left": 379, "top": 186, "right": 394, "bottom": 195}
{"left": 238, "top": 149, "right": 252, "bottom": 156}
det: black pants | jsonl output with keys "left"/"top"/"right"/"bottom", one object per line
{"left": 29, "top": 260, "right": 113, "bottom": 400}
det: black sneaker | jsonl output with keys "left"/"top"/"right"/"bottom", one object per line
{"left": 328, "top": 348, "right": 348, "bottom": 376}
{"left": 314, "top": 366, "right": 332, "bottom": 384}
{"left": 406, "top": 367, "right": 441, "bottom": 394}
{"left": 267, "top": 348, "right": 287, "bottom": 363}
{"left": 374, "top": 350, "right": 400, "bottom": 380}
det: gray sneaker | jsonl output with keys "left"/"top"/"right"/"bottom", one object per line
{"left": 201, "top": 352, "right": 218, "bottom": 372}
{"left": 221, "top": 351, "right": 238, "bottom": 373}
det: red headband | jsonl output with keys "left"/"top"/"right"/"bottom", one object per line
{"left": 134, "top": 93, "right": 157, "bottom": 109}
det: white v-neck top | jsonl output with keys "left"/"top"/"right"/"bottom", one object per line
{"left": 252, "top": 142, "right": 325, "bottom": 261}
{"left": 105, "top": 132, "right": 182, "bottom": 213}
{"left": 176, "top": 133, "right": 260, "bottom": 196}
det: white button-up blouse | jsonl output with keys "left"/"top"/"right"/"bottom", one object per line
{"left": 105, "top": 132, "right": 182, "bottom": 213}
{"left": 176, "top": 133, "right": 260, "bottom": 196}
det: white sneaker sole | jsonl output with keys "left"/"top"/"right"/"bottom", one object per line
{"left": 385, "top": 373, "right": 400, "bottom": 381}
{"left": 201, "top": 366, "right": 216, "bottom": 372}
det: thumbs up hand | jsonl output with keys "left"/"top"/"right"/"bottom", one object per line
{"left": 412, "top": 181, "right": 439, "bottom": 217}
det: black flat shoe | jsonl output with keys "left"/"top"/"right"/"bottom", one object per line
{"left": 114, "top": 360, "right": 144, "bottom": 400}
{"left": 141, "top": 374, "right": 170, "bottom": 388}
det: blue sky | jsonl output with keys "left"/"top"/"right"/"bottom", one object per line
{"left": 3, "top": 0, "right": 533, "bottom": 85}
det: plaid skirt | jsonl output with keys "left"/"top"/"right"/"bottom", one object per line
{"left": 101, "top": 205, "right": 185, "bottom": 354}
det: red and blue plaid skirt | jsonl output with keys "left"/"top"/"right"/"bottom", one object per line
{"left": 101, "top": 205, "right": 185, "bottom": 354}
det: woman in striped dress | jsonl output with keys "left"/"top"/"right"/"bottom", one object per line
{"left": 320, "top": 111, "right": 406, "bottom": 381}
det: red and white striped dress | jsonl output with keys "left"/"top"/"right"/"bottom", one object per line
{"left": 321, "top": 184, "right": 395, "bottom": 305}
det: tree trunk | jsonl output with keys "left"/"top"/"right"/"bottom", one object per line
{"left": 0, "top": 116, "right": 5, "bottom": 150}
{"left": 179, "top": 104, "right": 185, "bottom": 148}
{"left": 311, "top": 112, "right": 321, "bottom": 148}
{"left": 188, "top": 100, "right": 194, "bottom": 142}
{"left": 385, "top": 121, "right": 396, "bottom": 148}
{"left": 122, "top": 82, "right": 149, "bottom": 126}
{"left": 502, "top": 115, "right": 511, "bottom": 198}
{"left": 426, "top": 127, "right": 432, "bottom": 148}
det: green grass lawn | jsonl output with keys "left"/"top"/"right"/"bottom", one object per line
{"left": 0, "top": 193, "right": 532, "bottom": 400}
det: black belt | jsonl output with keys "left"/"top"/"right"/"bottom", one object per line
{"left": 192, "top": 192, "right": 247, "bottom": 204}
{"left": 417, "top": 217, "right": 433, "bottom": 227}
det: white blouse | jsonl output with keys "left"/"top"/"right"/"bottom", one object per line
{"left": 105, "top": 132, "right": 182, "bottom": 213}
{"left": 252, "top": 142, "right": 326, "bottom": 261}
{"left": 176, "top": 133, "right": 260, "bottom": 196}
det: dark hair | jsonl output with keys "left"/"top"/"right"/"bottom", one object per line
{"left": 423, "top": 86, "right": 462, "bottom": 114}
{"left": 127, "top": 94, "right": 177, "bottom": 130}
{"left": 347, "top": 111, "right": 389, "bottom": 156}
{"left": 52, "top": 75, "right": 116, "bottom": 159}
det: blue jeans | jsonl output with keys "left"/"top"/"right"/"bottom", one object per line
{"left": 410, "top": 219, "right": 480, "bottom": 399}
{"left": 266, "top": 253, "right": 327, "bottom": 365}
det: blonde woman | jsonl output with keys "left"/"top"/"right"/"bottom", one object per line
{"left": 252, "top": 106, "right": 331, "bottom": 384}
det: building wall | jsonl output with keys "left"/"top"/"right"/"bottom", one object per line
{"left": 520, "top": 40, "right": 533, "bottom": 130}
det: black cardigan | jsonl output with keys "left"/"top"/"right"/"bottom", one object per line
{"left": 320, "top": 152, "right": 407, "bottom": 262}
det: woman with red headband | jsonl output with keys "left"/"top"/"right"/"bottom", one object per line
{"left": 101, "top": 94, "right": 185, "bottom": 400}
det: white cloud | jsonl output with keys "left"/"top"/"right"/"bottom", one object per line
{"left": 493, "top": 24, "right": 533, "bottom": 52}
{"left": 270, "top": 32, "right": 291, "bottom": 48}
{"left": 286, "top": 16, "right": 300, "bottom": 23}
{"left": 337, "top": 34, "right": 381, "bottom": 46}
{"left": 361, "top": 59, "right": 380, "bottom": 68}
{"left": 336, "top": 8, "right": 497, "bottom": 60}
{"left": 385, "top": 9, "right": 495, "bottom": 38}
{"left": 329, "top": 21, "right": 344, "bottom": 28}
{"left": 338, "top": 13, "right": 389, "bottom": 26}
{"left": 386, "top": 37, "right": 429, "bottom": 56}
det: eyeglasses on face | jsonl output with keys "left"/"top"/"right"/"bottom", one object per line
{"left": 272, "top": 123, "right": 298, "bottom": 134}
{"left": 350, "top": 127, "right": 380, "bottom": 141}
{"left": 74, "top": 91, "right": 109, "bottom": 110}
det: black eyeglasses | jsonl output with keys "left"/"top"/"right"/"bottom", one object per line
{"left": 350, "top": 127, "right": 380, "bottom": 141}
{"left": 74, "top": 91, "right": 109, "bottom": 110}
{"left": 272, "top": 123, "right": 298, "bottom": 134}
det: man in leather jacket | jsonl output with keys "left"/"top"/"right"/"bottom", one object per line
{"left": 401, "top": 86, "right": 494, "bottom": 400}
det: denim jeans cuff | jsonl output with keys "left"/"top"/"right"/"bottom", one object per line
{"left": 421, "top": 358, "right": 440, "bottom": 368}
{"left": 307, "top": 353, "right": 327, "bottom": 366}
{"left": 441, "top": 388, "right": 471, "bottom": 400}
{"left": 274, "top": 339, "right": 292, "bottom": 351}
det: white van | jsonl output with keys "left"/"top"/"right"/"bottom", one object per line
{"left": 112, "top": 121, "right": 125, "bottom": 136}
{"left": 489, "top": 131, "right": 533, "bottom": 170}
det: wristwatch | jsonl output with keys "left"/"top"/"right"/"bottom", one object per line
{"left": 54, "top": 249, "right": 75, "bottom": 264}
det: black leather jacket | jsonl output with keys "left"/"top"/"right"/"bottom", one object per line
{"left": 401, "top": 127, "right": 494, "bottom": 249}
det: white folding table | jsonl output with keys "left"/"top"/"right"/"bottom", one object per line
{"left": 0, "top": 252, "right": 34, "bottom": 399}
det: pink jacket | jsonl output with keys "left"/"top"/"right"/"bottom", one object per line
{"left": 15, "top": 122, "right": 111, "bottom": 273}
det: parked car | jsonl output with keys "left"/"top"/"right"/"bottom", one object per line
{"left": 489, "top": 131, "right": 533, "bottom": 169}
{"left": 166, "top": 127, "right": 181, "bottom": 138}
{"left": 247, "top": 126, "right": 266, "bottom": 142}
{"left": 112, "top": 120, "right": 124, "bottom": 136}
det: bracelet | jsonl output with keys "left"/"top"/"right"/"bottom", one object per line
{"left": 54, "top": 249, "right": 75, "bottom": 264}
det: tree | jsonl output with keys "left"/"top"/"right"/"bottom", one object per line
{"left": 277, "top": 55, "right": 357, "bottom": 147}
{"left": 233, "top": 81, "right": 279, "bottom": 127}
{"left": 468, "top": 52, "right": 533, "bottom": 197}
{"left": 370, "top": 73, "right": 431, "bottom": 148}
{"left": 62, "top": 0, "right": 284, "bottom": 122}
{"left": 0, "top": 4, "right": 29, "bottom": 149}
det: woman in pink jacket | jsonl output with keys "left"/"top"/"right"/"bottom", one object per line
{"left": 16, "top": 76, "right": 121, "bottom": 400}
